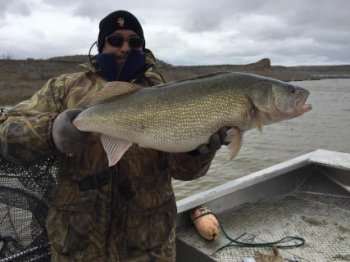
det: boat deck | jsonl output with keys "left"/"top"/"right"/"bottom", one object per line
{"left": 176, "top": 150, "right": 350, "bottom": 262}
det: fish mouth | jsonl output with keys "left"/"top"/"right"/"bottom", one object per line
{"left": 301, "top": 103, "right": 312, "bottom": 113}
{"left": 270, "top": 88, "right": 312, "bottom": 120}
{"left": 296, "top": 89, "right": 312, "bottom": 115}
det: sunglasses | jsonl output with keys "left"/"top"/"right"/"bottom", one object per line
{"left": 105, "top": 34, "right": 144, "bottom": 49}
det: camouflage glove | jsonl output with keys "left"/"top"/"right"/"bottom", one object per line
{"left": 189, "top": 127, "right": 230, "bottom": 156}
{"left": 52, "top": 109, "right": 90, "bottom": 155}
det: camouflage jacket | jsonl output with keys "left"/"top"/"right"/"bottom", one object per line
{"left": 0, "top": 50, "right": 216, "bottom": 261}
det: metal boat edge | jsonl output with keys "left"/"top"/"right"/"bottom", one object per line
{"left": 176, "top": 149, "right": 350, "bottom": 224}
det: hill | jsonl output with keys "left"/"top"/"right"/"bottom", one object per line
{"left": 1, "top": 56, "right": 350, "bottom": 105}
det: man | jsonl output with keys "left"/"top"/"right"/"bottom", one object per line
{"left": 0, "top": 10, "right": 228, "bottom": 261}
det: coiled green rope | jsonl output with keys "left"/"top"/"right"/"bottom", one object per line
{"left": 191, "top": 211, "right": 305, "bottom": 255}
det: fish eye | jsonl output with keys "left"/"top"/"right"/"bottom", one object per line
{"left": 289, "top": 86, "right": 296, "bottom": 94}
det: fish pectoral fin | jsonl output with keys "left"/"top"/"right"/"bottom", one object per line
{"left": 254, "top": 112, "right": 264, "bottom": 132}
{"left": 226, "top": 127, "right": 243, "bottom": 160}
{"left": 85, "top": 81, "right": 141, "bottom": 107}
{"left": 101, "top": 135, "right": 132, "bottom": 166}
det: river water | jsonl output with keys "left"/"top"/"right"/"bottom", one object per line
{"left": 173, "top": 78, "right": 350, "bottom": 200}
{"left": 2, "top": 79, "right": 349, "bottom": 200}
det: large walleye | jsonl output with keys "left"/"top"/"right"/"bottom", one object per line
{"left": 73, "top": 72, "right": 312, "bottom": 166}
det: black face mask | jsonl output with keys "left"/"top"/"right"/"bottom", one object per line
{"left": 96, "top": 49, "right": 146, "bottom": 82}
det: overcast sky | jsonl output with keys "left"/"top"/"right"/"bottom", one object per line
{"left": 1, "top": 0, "right": 349, "bottom": 66}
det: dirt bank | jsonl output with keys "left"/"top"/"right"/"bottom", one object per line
{"left": 1, "top": 56, "right": 349, "bottom": 105}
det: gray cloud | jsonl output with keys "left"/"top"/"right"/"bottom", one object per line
{"left": 1, "top": 0, "right": 349, "bottom": 65}
{"left": 0, "top": 0, "right": 32, "bottom": 17}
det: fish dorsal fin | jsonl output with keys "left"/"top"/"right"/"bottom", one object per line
{"left": 225, "top": 127, "right": 243, "bottom": 160}
{"left": 85, "top": 81, "right": 141, "bottom": 107}
{"left": 101, "top": 135, "right": 133, "bottom": 166}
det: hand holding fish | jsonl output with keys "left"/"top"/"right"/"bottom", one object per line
{"left": 52, "top": 109, "right": 90, "bottom": 155}
{"left": 191, "top": 127, "right": 230, "bottom": 155}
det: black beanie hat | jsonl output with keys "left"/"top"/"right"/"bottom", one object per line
{"left": 97, "top": 10, "right": 145, "bottom": 53}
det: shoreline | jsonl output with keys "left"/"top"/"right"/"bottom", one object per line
{"left": 2, "top": 77, "right": 350, "bottom": 106}
{"left": 1, "top": 56, "right": 350, "bottom": 105}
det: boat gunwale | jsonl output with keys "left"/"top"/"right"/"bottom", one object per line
{"left": 176, "top": 149, "right": 350, "bottom": 215}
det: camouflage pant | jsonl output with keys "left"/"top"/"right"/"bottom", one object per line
{"left": 118, "top": 227, "right": 176, "bottom": 262}
{"left": 49, "top": 227, "right": 176, "bottom": 262}
{"left": 47, "top": 183, "right": 177, "bottom": 262}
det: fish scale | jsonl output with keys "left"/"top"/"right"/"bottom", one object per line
{"left": 73, "top": 72, "right": 311, "bottom": 166}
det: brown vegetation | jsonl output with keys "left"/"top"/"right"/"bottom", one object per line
{"left": 1, "top": 56, "right": 350, "bottom": 105}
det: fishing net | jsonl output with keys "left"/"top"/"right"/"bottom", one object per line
{"left": 0, "top": 108, "right": 57, "bottom": 262}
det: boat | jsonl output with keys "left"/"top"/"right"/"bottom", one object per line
{"left": 175, "top": 149, "right": 350, "bottom": 262}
